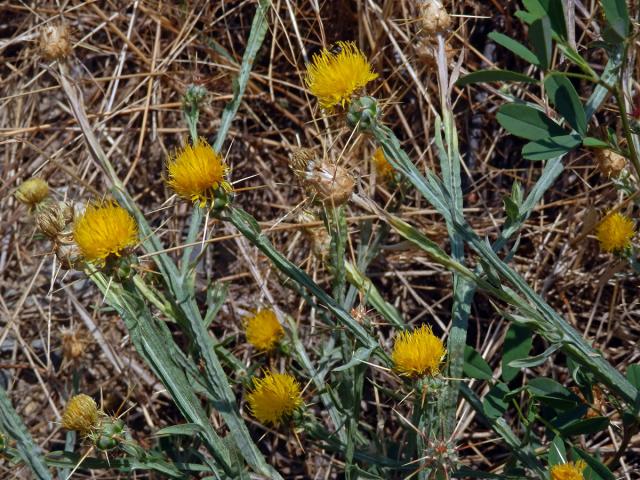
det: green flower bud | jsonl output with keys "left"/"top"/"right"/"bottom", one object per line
{"left": 346, "top": 96, "right": 380, "bottom": 131}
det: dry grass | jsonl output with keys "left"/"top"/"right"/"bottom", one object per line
{"left": 0, "top": 0, "right": 639, "bottom": 478}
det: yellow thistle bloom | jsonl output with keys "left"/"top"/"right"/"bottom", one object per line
{"left": 392, "top": 325, "right": 446, "bottom": 377}
{"left": 372, "top": 147, "right": 394, "bottom": 179}
{"left": 61, "top": 394, "right": 100, "bottom": 435}
{"left": 247, "top": 371, "right": 303, "bottom": 425}
{"left": 15, "top": 178, "right": 49, "bottom": 208}
{"left": 596, "top": 211, "right": 635, "bottom": 253}
{"left": 305, "top": 41, "right": 378, "bottom": 110}
{"left": 73, "top": 202, "right": 138, "bottom": 265}
{"left": 550, "top": 460, "right": 587, "bottom": 480}
{"left": 166, "top": 138, "right": 230, "bottom": 206}
{"left": 245, "top": 308, "right": 285, "bottom": 351}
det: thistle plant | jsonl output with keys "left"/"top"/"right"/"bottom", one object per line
{"left": 2, "top": 1, "right": 640, "bottom": 480}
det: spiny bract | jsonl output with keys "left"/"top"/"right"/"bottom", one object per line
{"left": 247, "top": 372, "right": 302, "bottom": 425}
{"left": 392, "top": 324, "right": 446, "bottom": 377}
{"left": 550, "top": 460, "right": 586, "bottom": 480}
{"left": 596, "top": 211, "right": 635, "bottom": 253}
{"left": 166, "top": 138, "right": 230, "bottom": 206}
{"left": 73, "top": 201, "right": 138, "bottom": 264}
{"left": 305, "top": 41, "right": 378, "bottom": 110}
{"left": 245, "top": 308, "right": 285, "bottom": 351}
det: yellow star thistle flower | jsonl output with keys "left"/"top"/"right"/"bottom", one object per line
{"left": 166, "top": 138, "right": 231, "bottom": 206}
{"left": 305, "top": 41, "right": 378, "bottom": 110}
{"left": 73, "top": 201, "right": 138, "bottom": 265}
{"left": 247, "top": 371, "right": 303, "bottom": 425}
{"left": 244, "top": 308, "right": 285, "bottom": 351}
{"left": 73, "top": 202, "right": 138, "bottom": 265}
{"left": 550, "top": 460, "right": 587, "bottom": 480}
{"left": 392, "top": 325, "right": 446, "bottom": 378}
{"left": 596, "top": 211, "right": 635, "bottom": 253}
{"left": 61, "top": 394, "right": 100, "bottom": 436}
{"left": 372, "top": 147, "right": 394, "bottom": 179}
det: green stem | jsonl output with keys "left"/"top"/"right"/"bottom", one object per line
{"left": 615, "top": 86, "right": 640, "bottom": 181}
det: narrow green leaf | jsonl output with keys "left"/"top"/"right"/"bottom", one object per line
{"left": 601, "top": 0, "right": 630, "bottom": 41}
{"left": 0, "top": 387, "right": 52, "bottom": 480}
{"left": 559, "top": 416, "right": 609, "bottom": 436}
{"left": 483, "top": 383, "right": 510, "bottom": 419}
{"left": 501, "top": 324, "right": 533, "bottom": 382}
{"left": 522, "top": 134, "right": 582, "bottom": 160}
{"left": 548, "top": 436, "right": 566, "bottom": 466}
{"left": 497, "top": 104, "right": 566, "bottom": 140}
{"left": 155, "top": 423, "right": 204, "bottom": 437}
{"left": 463, "top": 346, "right": 493, "bottom": 380}
{"left": 529, "top": 16, "right": 552, "bottom": 69}
{"left": 627, "top": 364, "right": 640, "bottom": 389}
{"left": 488, "top": 32, "right": 540, "bottom": 65}
{"left": 457, "top": 69, "right": 537, "bottom": 87}
{"left": 544, "top": 75, "right": 587, "bottom": 135}
{"left": 334, "top": 346, "right": 377, "bottom": 372}
{"left": 582, "top": 137, "right": 610, "bottom": 149}
{"left": 507, "top": 343, "right": 561, "bottom": 368}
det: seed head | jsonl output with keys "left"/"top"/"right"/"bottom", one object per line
{"left": 596, "top": 149, "right": 626, "bottom": 178}
{"left": 166, "top": 138, "right": 231, "bottom": 206}
{"left": 419, "top": 1, "right": 452, "bottom": 37}
{"left": 39, "top": 23, "right": 71, "bottom": 61}
{"left": 297, "top": 210, "right": 330, "bottom": 260}
{"left": 244, "top": 308, "right": 285, "bottom": 351}
{"left": 305, "top": 160, "right": 355, "bottom": 206}
{"left": 73, "top": 201, "right": 138, "bottom": 265}
{"left": 305, "top": 41, "right": 378, "bottom": 110}
{"left": 36, "top": 202, "right": 74, "bottom": 239}
{"left": 15, "top": 178, "right": 49, "bottom": 209}
{"left": 61, "top": 328, "right": 90, "bottom": 360}
{"left": 247, "top": 371, "right": 303, "bottom": 425}
{"left": 392, "top": 325, "right": 446, "bottom": 378}
{"left": 62, "top": 394, "right": 100, "bottom": 435}
{"left": 550, "top": 460, "right": 586, "bottom": 480}
{"left": 596, "top": 212, "right": 635, "bottom": 253}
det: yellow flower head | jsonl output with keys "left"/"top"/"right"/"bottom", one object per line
{"left": 392, "top": 325, "right": 446, "bottom": 377}
{"left": 15, "top": 178, "right": 49, "bottom": 208}
{"left": 596, "top": 211, "right": 635, "bottom": 253}
{"left": 247, "top": 371, "right": 303, "bottom": 425}
{"left": 550, "top": 460, "right": 586, "bottom": 480}
{"left": 373, "top": 147, "right": 394, "bottom": 179}
{"left": 245, "top": 308, "right": 285, "bottom": 351}
{"left": 73, "top": 201, "right": 138, "bottom": 265}
{"left": 62, "top": 394, "right": 100, "bottom": 435}
{"left": 166, "top": 138, "right": 230, "bottom": 206}
{"left": 305, "top": 41, "right": 378, "bottom": 110}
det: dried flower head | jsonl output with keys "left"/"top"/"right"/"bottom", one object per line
{"left": 305, "top": 41, "right": 378, "bottom": 110}
{"left": 62, "top": 394, "right": 100, "bottom": 435}
{"left": 15, "top": 178, "right": 49, "bottom": 209}
{"left": 73, "top": 202, "right": 138, "bottom": 265}
{"left": 247, "top": 371, "right": 303, "bottom": 425}
{"left": 372, "top": 147, "right": 394, "bottom": 179}
{"left": 596, "top": 149, "right": 626, "bottom": 178}
{"left": 305, "top": 160, "right": 355, "bottom": 206}
{"left": 596, "top": 212, "right": 635, "bottom": 253}
{"left": 39, "top": 23, "right": 71, "bottom": 61}
{"left": 392, "top": 325, "right": 446, "bottom": 377}
{"left": 61, "top": 327, "right": 90, "bottom": 360}
{"left": 550, "top": 460, "right": 586, "bottom": 480}
{"left": 297, "top": 210, "right": 330, "bottom": 259}
{"left": 36, "top": 201, "right": 74, "bottom": 239}
{"left": 244, "top": 308, "right": 285, "bottom": 351}
{"left": 166, "top": 138, "right": 231, "bottom": 206}
{"left": 419, "top": 1, "right": 452, "bottom": 37}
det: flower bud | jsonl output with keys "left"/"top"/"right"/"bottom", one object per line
{"left": 39, "top": 23, "right": 71, "bottom": 61}
{"left": 35, "top": 202, "right": 74, "bottom": 239}
{"left": 596, "top": 149, "right": 626, "bottom": 177}
{"left": 419, "top": 1, "right": 452, "bottom": 37}
{"left": 95, "top": 418, "right": 125, "bottom": 451}
{"left": 62, "top": 394, "right": 100, "bottom": 436}
{"left": 346, "top": 96, "right": 380, "bottom": 131}
{"left": 15, "top": 178, "right": 49, "bottom": 209}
